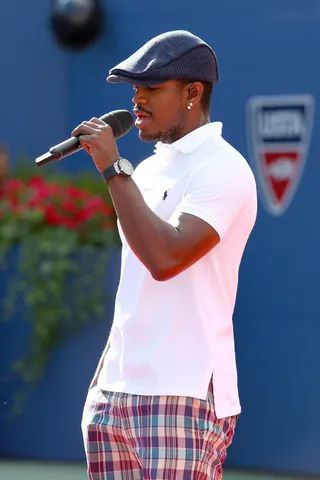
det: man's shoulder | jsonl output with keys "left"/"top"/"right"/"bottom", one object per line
{"left": 199, "top": 133, "right": 244, "bottom": 160}
{"left": 194, "top": 135, "right": 254, "bottom": 181}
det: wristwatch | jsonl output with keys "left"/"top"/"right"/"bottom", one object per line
{"left": 101, "top": 157, "right": 134, "bottom": 183}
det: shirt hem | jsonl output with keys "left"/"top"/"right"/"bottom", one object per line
{"left": 97, "top": 380, "right": 241, "bottom": 419}
{"left": 97, "top": 381, "right": 208, "bottom": 400}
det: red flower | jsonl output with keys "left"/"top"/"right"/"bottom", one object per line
{"left": 3, "top": 178, "right": 24, "bottom": 191}
{"left": 62, "top": 200, "right": 78, "bottom": 212}
{"left": 1, "top": 175, "right": 116, "bottom": 239}
{"left": 44, "top": 205, "right": 63, "bottom": 225}
{"left": 66, "top": 185, "right": 88, "bottom": 200}
{"left": 75, "top": 208, "right": 93, "bottom": 222}
{"left": 27, "top": 176, "right": 46, "bottom": 188}
{"left": 83, "top": 195, "right": 104, "bottom": 209}
{"left": 60, "top": 217, "right": 80, "bottom": 229}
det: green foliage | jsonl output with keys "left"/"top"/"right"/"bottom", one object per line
{"left": 0, "top": 166, "right": 119, "bottom": 414}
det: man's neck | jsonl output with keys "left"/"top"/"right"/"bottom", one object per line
{"left": 178, "top": 114, "right": 210, "bottom": 140}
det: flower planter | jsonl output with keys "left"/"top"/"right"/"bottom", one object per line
{"left": 0, "top": 171, "right": 121, "bottom": 460}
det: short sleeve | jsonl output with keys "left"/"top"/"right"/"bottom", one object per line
{"left": 169, "top": 161, "right": 254, "bottom": 240}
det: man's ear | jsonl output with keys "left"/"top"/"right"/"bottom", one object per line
{"left": 187, "top": 82, "right": 204, "bottom": 107}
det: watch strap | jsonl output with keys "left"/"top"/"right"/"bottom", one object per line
{"left": 101, "top": 163, "right": 118, "bottom": 184}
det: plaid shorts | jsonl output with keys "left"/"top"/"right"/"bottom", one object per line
{"left": 81, "top": 378, "right": 237, "bottom": 479}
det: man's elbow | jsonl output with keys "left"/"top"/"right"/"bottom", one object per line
{"left": 148, "top": 245, "right": 185, "bottom": 281}
{"left": 150, "top": 267, "right": 173, "bottom": 282}
{"left": 149, "top": 261, "right": 181, "bottom": 282}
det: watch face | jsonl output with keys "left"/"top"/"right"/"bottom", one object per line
{"left": 118, "top": 158, "right": 134, "bottom": 177}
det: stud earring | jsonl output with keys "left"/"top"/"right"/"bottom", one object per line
{"left": 187, "top": 102, "right": 193, "bottom": 110}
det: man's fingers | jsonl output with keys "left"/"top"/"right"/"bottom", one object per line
{"left": 79, "top": 134, "right": 94, "bottom": 144}
{"left": 83, "top": 121, "right": 105, "bottom": 129}
{"left": 80, "top": 141, "right": 92, "bottom": 155}
{"left": 89, "top": 117, "right": 106, "bottom": 126}
{"left": 71, "top": 122, "right": 100, "bottom": 137}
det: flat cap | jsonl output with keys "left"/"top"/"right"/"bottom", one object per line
{"left": 107, "top": 30, "right": 219, "bottom": 86}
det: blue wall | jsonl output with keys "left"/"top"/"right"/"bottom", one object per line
{"left": 0, "top": 0, "right": 69, "bottom": 162}
{"left": 1, "top": 0, "right": 320, "bottom": 476}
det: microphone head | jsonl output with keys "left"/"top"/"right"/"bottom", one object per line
{"left": 100, "top": 110, "right": 134, "bottom": 139}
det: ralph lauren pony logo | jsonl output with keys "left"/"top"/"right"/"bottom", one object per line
{"left": 162, "top": 190, "right": 168, "bottom": 201}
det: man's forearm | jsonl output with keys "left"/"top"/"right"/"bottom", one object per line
{"left": 107, "top": 175, "right": 181, "bottom": 279}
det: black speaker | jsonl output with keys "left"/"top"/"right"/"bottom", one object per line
{"left": 50, "top": 0, "right": 104, "bottom": 51}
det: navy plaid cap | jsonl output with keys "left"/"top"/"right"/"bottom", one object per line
{"left": 107, "top": 30, "right": 219, "bottom": 86}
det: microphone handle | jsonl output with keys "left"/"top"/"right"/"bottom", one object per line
{"left": 35, "top": 110, "right": 134, "bottom": 167}
{"left": 35, "top": 136, "right": 83, "bottom": 167}
{"left": 49, "top": 136, "right": 82, "bottom": 155}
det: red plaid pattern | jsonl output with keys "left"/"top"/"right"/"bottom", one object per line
{"left": 81, "top": 379, "right": 237, "bottom": 479}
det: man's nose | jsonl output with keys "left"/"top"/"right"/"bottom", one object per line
{"left": 132, "top": 88, "right": 148, "bottom": 105}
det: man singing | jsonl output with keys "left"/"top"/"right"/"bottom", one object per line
{"left": 76, "top": 30, "right": 257, "bottom": 479}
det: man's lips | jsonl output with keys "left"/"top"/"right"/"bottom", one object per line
{"left": 133, "top": 109, "right": 152, "bottom": 128}
{"left": 133, "top": 108, "right": 152, "bottom": 118}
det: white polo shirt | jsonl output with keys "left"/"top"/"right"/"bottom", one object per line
{"left": 98, "top": 122, "right": 257, "bottom": 418}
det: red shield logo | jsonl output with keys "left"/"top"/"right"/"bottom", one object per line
{"left": 247, "top": 95, "right": 315, "bottom": 216}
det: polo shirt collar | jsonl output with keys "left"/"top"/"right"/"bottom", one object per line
{"left": 154, "top": 122, "right": 222, "bottom": 156}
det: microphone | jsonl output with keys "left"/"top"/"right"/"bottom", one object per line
{"left": 35, "top": 109, "right": 134, "bottom": 167}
